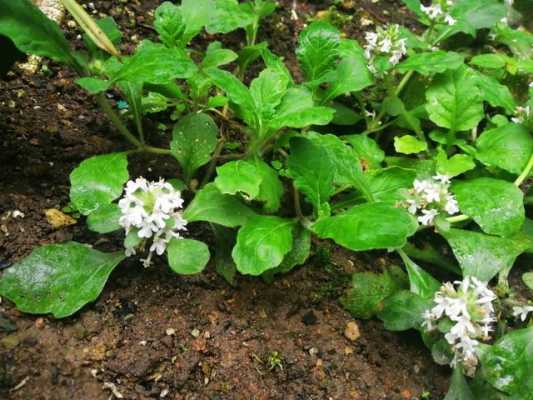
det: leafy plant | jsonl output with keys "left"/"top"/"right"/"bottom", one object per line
{"left": 0, "top": 0, "right": 532, "bottom": 398}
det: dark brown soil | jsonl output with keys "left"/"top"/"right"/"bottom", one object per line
{"left": 1, "top": 1, "right": 449, "bottom": 399}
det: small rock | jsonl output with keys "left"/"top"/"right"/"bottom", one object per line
{"left": 308, "top": 347, "right": 319, "bottom": 356}
{"left": 190, "top": 328, "right": 200, "bottom": 338}
{"left": 344, "top": 321, "right": 361, "bottom": 342}
{"left": 166, "top": 328, "right": 176, "bottom": 336}
{"left": 35, "top": 318, "right": 45, "bottom": 329}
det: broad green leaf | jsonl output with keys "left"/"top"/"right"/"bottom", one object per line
{"left": 170, "top": 113, "right": 218, "bottom": 180}
{"left": 471, "top": 71, "right": 516, "bottom": 114}
{"left": 312, "top": 203, "right": 418, "bottom": 251}
{"left": 522, "top": 272, "right": 533, "bottom": 290}
{"left": 0, "top": 242, "right": 124, "bottom": 318}
{"left": 436, "top": 150, "right": 476, "bottom": 178}
{"left": 492, "top": 23, "right": 533, "bottom": 61}
{"left": 167, "top": 238, "right": 210, "bottom": 275}
{"left": 269, "top": 87, "right": 335, "bottom": 130}
{"left": 75, "top": 77, "right": 110, "bottom": 94}
{"left": 330, "top": 102, "right": 362, "bottom": 126}
{"left": 365, "top": 167, "right": 416, "bottom": 205}
{"left": 201, "top": 41, "right": 238, "bottom": 69}
{"left": 344, "top": 134, "right": 385, "bottom": 170}
{"left": 453, "top": 178, "right": 525, "bottom": 237}
{"left": 184, "top": 183, "right": 256, "bottom": 228}
{"left": 479, "top": 327, "right": 533, "bottom": 397}
{"left": 0, "top": 0, "right": 77, "bottom": 65}
{"left": 387, "top": 156, "right": 435, "bottom": 176}
{"left": 444, "top": 368, "right": 475, "bottom": 400}
{"left": 426, "top": 66, "right": 484, "bottom": 131}
{"left": 377, "top": 290, "right": 431, "bottom": 331}
{"left": 470, "top": 53, "right": 509, "bottom": 69}
{"left": 341, "top": 266, "right": 408, "bottom": 319}
{"left": 322, "top": 39, "right": 373, "bottom": 102}
{"left": 296, "top": 21, "right": 340, "bottom": 84}
{"left": 287, "top": 137, "right": 335, "bottom": 216}
{"left": 180, "top": 0, "right": 212, "bottom": 43}
{"left": 206, "top": 0, "right": 255, "bottom": 34}
{"left": 110, "top": 40, "right": 196, "bottom": 84}
{"left": 450, "top": 0, "right": 506, "bottom": 37}
{"left": 397, "top": 51, "right": 464, "bottom": 75}
{"left": 475, "top": 124, "right": 533, "bottom": 175}
{"left": 398, "top": 250, "right": 440, "bottom": 299}
{"left": 232, "top": 215, "right": 295, "bottom": 275}
{"left": 154, "top": 2, "right": 185, "bottom": 48}
{"left": 70, "top": 153, "right": 128, "bottom": 215}
{"left": 394, "top": 135, "right": 428, "bottom": 154}
{"left": 86, "top": 203, "right": 121, "bottom": 234}
{"left": 441, "top": 228, "right": 527, "bottom": 281}
{"left": 252, "top": 159, "right": 284, "bottom": 212}
{"left": 250, "top": 68, "right": 289, "bottom": 123}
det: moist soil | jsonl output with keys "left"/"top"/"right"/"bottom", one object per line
{"left": 0, "top": 1, "right": 449, "bottom": 399}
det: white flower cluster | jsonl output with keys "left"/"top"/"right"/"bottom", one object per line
{"left": 511, "top": 105, "right": 531, "bottom": 124}
{"left": 364, "top": 24, "right": 407, "bottom": 71}
{"left": 118, "top": 178, "right": 187, "bottom": 267}
{"left": 421, "top": 1, "right": 456, "bottom": 26}
{"left": 512, "top": 304, "right": 533, "bottom": 321}
{"left": 404, "top": 174, "right": 459, "bottom": 226}
{"left": 423, "top": 277, "right": 497, "bottom": 376}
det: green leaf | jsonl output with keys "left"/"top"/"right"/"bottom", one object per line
{"left": 154, "top": 2, "right": 185, "bottom": 48}
{"left": 330, "top": 102, "right": 362, "bottom": 126}
{"left": 287, "top": 137, "right": 335, "bottom": 216}
{"left": 365, "top": 167, "right": 416, "bottom": 205}
{"left": 269, "top": 87, "right": 334, "bottom": 130}
{"left": 180, "top": 0, "right": 212, "bottom": 43}
{"left": 426, "top": 66, "right": 484, "bottom": 131}
{"left": 450, "top": 0, "right": 506, "bottom": 37}
{"left": 475, "top": 124, "right": 533, "bottom": 175}
{"left": 0, "top": 242, "right": 125, "bottom": 318}
{"left": 470, "top": 53, "right": 509, "bottom": 69}
{"left": 142, "top": 92, "right": 173, "bottom": 113}
{"left": 344, "top": 134, "right": 385, "bottom": 170}
{"left": 444, "top": 368, "right": 475, "bottom": 400}
{"left": 394, "top": 135, "right": 428, "bottom": 154}
{"left": 522, "top": 272, "right": 533, "bottom": 290}
{"left": 232, "top": 215, "right": 295, "bottom": 275}
{"left": 253, "top": 159, "right": 284, "bottom": 212}
{"left": 398, "top": 250, "right": 440, "bottom": 299}
{"left": 184, "top": 183, "right": 256, "bottom": 228}
{"left": 312, "top": 203, "right": 418, "bottom": 251}
{"left": 75, "top": 77, "right": 111, "bottom": 94}
{"left": 250, "top": 68, "right": 289, "bottom": 124}
{"left": 167, "top": 238, "right": 210, "bottom": 275}
{"left": 206, "top": 0, "right": 255, "bottom": 34}
{"left": 0, "top": 0, "right": 77, "bottom": 65}
{"left": 110, "top": 40, "right": 196, "bottom": 84}
{"left": 82, "top": 16, "right": 122, "bottom": 57}
{"left": 70, "top": 153, "right": 129, "bottom": 215}
{"left": 201, "top": 41, "right": 238, "bottom": 69}
{"left": 436, "top": 150, "right": 476, "bottom": 178}
{"left": 296, "top": 21, "right": 340, "bottom": 84}
{"left": 86, "top": 203, "right": 121, "bottom": 234}
{"left": 479, "top": 327, "right": 533, "bottom": 397}
{"left": 471, "top": 71, "right": 516, "bottom": 114}
{"left": 441, "top": 228, "right": 527, "bottom": 281}
{"left": 341, "top": 266, "right": 408, "bottom": 319}
{"left": 170, "top": 112, "right": 218, "bottom": 180}
{"left": 452, "top": 178, "right": 525, "bottom": 237}
{"left": 397, "top": 51, "right": 464, "bottom": 75}
{"left": 377, "top": 290, "right": 430, "bottom": 331}
{"left": 322, "top": 39, "right": 373, "bottom": 102}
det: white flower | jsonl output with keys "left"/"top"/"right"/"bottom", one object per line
{"left": 364, "top": 24, "right": 407, "bottom": 71}
{"left": 512, "top": 305, "right": 533, "bottom": 321}
{"left": 418, "top": 208, "right": 439, "bottom": 225}
{"left": 118, "top": 177, "right": 187, "bottom": 266}
{"left": 423, "top": 182, "right": 441, "bottom": 203}
{"left": 511, "top": 105, "right": 531, "bottom": 124}
{"left": 421, "top": 4, "right": 443, "bottom": 19}
{"left": 433, "top": 174, "right": 451, "bottom": 184}
{"left": 421, "top": 2, "right": 455, "bottom": 26}
{"left": 444, "top": 195, "right": 459, "bottom": 215}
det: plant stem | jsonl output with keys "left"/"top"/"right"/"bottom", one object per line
{"left": 514, "top": 154, "right": 533, "bottom": 187}
{"left": 95, "top": 94, "right": 143, "bottom": 148}
{"left": 200, "top": 139, "right": 226, "bottom": 188}
{"left": 293, "top": 184, "right": 311, "bottom": 228}
{"left": 446, "top": 214, "right": 470, "bottom": 223}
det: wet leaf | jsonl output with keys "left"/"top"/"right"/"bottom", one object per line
{"left": 377, "top": 290, "right": 431, "bottom": 331}
{"left": 398, "top": 51, "right": 464, "bottom": 75}
{"left": 167, "top": 238, "right": 210, "bottom": 275}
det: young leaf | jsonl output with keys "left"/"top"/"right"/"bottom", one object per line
{"left": 201, "top": 41, "right": 238, "bottom": 69}
{"left": 450, "top": 0, "right": 506, "bottom": 37}
{"left": 426, "top": 66, "right": 484, "bottom": 131}
{"left": 0, "top": 242, "right": 125, "bottom": 318}
{"left": 452, "top": 178, "right": 525, "bottom": 237}
{"left": 250, "top": 68, "right": 289, "bottom": 124}
{"left": 180, "top": 0, "right": 212, "bottom": 43}
{"left": 344, "top": 134, "right": 385, "bottom": 170}
{"left": 444, "top": 368, "right": 475, "bottom": 400}
{"left": 397, "top": 51, "right": 464, "bottom": 75}
{"left": 479, "top": 327, "right": 533, "bottom": 397}
{"left": 170, "top": 112, "right": 218, "bottom": 181}
{"left": 475, "top": 124, "right": 533, "bottom": 175}
{"left": 398, "top": 250, "right": 440, "bottom": 299}
{"left": 86, "top": 203, "right": 121, "bottom": 234}
{"left": 184, "top": 183, "right": 256, "bottom": 228}
{"left": 75, "top": 77, "right": 111, "bottom": 94}
{"left": 0, "top": 0, "right": 77, "bottom": 66}
{"left": 365, "top": 167, "right": 416, "bottom": 205}
{"left": 232, "top": 215, "right": 295, "bottom": 275}
{"left": 394, "top": 135, "right": 428, "bottom": 154}
{"left": 312, "top": 203, "right": 418, "bottom": 251}
{"left": 167, "top": 238, "right": 210, "bottom": 275}
{"left": 154, "top": 2, "right": 185, "bottom": 48}
{"left": 341, "top": 266, "right": 408, "bottom": 319}
{"left": 436, "top": 150, "right": 476, "bottom": 178}
{"left": 377, "top": 290, "right": 431, "bottom": 331}
{"left": 287, "top": 137, "right": 335, "bottom": 216}
{"left": 441, "top": 228, "right": 528, "bottom": 281}
{"left": 471, "top": 71, "right": 516, "bottom": 114}
{"left": 296, "top": 21, "right": 340, "bottom": 85}
{"left": 205, "top": 0, "right": 255, "bottom": 34}
{"left": 70, "top": 153, "right": 129, "bottom": 215}
{"left": 253, "top": 159, "right": 284, "bottom": 213}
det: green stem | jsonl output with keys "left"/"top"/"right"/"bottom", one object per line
{"left": 95, "top": 94, "right": 143, "bottom": 148}
{"left": 514, "top": 154, "right": 533, "bottom": 186}
{"left": 401, "top": 243, "right": 461, "bottom": 275}
{"left": 446, "top": 214, "right": 470, "bottom": 224}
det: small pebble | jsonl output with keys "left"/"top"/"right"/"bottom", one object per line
{"left": 344, "top": 321, "right": 361, "bottom": 342}
{"left": 165, "top": 328, "right": 176, "bottom": 336}
{"left": 191, "top": 328, "right": 200, "bottom": 338}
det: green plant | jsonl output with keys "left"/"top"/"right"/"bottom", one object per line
{"left": 0, "top": 0, "right": 532, "bottom": 398}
